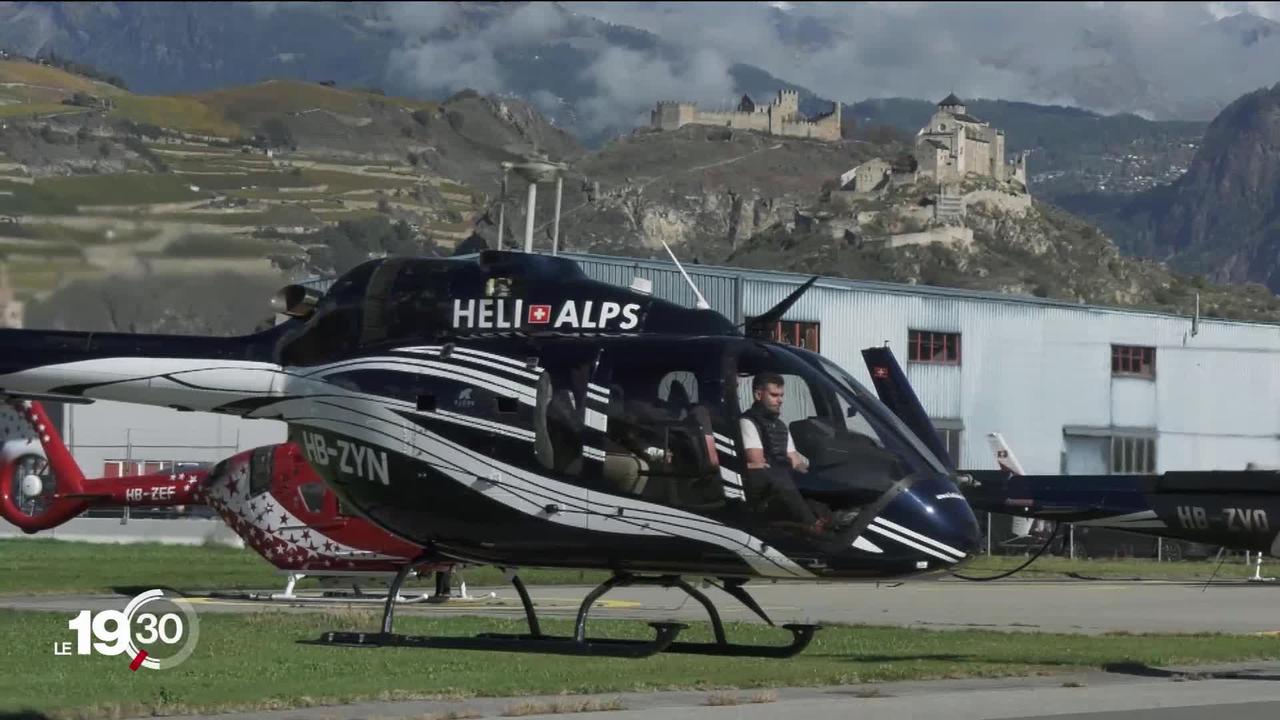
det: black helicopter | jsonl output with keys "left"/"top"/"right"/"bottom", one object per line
{"left": 963, "top": 433, "right": 1280, "bottom": 560}
{"left": 0, "top": 250, "right": 980, "bottom": 657}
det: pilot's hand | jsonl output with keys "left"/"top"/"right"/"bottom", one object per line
{"left": 793, "top": 459, "right": 809, "bottom": 473}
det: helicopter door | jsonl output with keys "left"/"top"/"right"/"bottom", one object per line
{"left": 592, "top": 342, "right": 734, "bottom": 516}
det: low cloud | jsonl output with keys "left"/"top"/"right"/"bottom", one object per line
{"left": 577, "top": 47, "right": 736, "bottom": 133}
{"left": 384, "top": 2, "right": 734, "bottom": 136}
{"left": 567, "top": 1, "right": 1280, "bottom": 120}
{"left": 377, "top": 0, "right": 1280, "bottom": 139}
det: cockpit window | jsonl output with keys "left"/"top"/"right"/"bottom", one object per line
{"left": 298, "top": 482, "right": 326, "bottom": 514}
{"left": 799, "top": 350, "right": 949, "bottom": 476}
{"left": 249, "top": 446, "right": 273, "bottom": 497}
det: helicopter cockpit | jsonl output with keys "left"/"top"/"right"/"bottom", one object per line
{"left": 570, "top": 336, "right": 947, "bottom": 540}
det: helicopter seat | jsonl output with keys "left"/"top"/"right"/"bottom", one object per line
{"left": 602, "top": 452, "right": 649, "bottom": 496}
{"left": 534, "top": 374, "right": 585, "bottom": 475}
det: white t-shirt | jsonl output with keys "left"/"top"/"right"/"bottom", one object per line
{"left": 739, "top": 417, "right": 796, "bottom": 454}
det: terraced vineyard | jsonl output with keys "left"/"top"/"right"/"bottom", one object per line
{"left": 0, "top": 59, "right": 494, "bottom": 303}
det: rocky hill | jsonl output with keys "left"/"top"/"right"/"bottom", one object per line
{"left": 1058, "top": 83, "right": 1280, "bottom": 294}
{"left": 538, "top": 127, "right": 1280, "bottom": 322}
{"left": 2, "top": 59, "right": 1278, "bottom": 331}
{"left": 725, "top": 187, "right": 1280, "bottom": 323}
{"left": 524, "top": 125, "right": 879, "bottom": 259}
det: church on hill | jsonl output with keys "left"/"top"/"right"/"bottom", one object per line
{"left": 914, "top": 94, "right": 1026, "bottom": 185}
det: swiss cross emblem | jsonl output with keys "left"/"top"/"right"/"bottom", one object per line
{"left": 528, "top": 305, "right": 552, "bottom": 324}
{"left": 872, "top": 367, "right": 889, "bottom": 379}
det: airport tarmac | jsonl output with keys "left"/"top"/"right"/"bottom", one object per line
{"left": 3, "top": 577, "right": 1278, "bottom": 635}
{"left": 145, "top": 660, "right": 1280, "bottom": 720}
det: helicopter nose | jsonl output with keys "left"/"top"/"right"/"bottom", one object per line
{"left": 864, "top": 474, "right": 980, "bottom": 569}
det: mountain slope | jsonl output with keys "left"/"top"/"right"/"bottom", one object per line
{"left": 1063, "top": 82, "right": 1280, "bottom": 292}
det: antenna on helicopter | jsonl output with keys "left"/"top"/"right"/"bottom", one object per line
{"left": 497, "top": 162, "right": 511, "bottom": 251}
{"left": 661, "top": 241, "right": 711, "bottom": 310}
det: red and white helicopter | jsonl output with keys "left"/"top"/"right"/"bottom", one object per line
{"left": 0, "top": 399, "right": 461, "bottom": 602}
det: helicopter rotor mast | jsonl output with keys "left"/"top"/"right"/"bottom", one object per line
{"left": 505, "top": 156, "right": 569, "bottom": 255}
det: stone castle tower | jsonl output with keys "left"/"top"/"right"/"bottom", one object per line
{"left": 651, "top": 89, "right": 841, "bottom": 142}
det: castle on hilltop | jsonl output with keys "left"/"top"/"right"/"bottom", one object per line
{"left": 914, "top": 94, "right": 1026, "bottom": 185}
{"left": 650, "top": 89, "right": 842, "bottom": 142}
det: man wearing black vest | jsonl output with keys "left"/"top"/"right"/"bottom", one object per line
{"left": 739, "top": 372, "right": 828, "bottom": 534}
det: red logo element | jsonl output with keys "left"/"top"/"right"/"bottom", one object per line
{"left": 872, "top": 367, "right": 889, "bottom": 379}
{"left": 129, "top": 649, "right": 148, "bottom": 671}
{"left": 528, "top": 305, "right": 552, "bottom": 324}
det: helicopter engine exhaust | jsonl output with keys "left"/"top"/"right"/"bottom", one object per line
{"left": 273, "top": 284, "right": 322, "bottom": 319}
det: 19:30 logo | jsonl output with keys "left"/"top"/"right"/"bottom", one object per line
{"left": 56, "top": 589, "right": 200, "bottom": 671}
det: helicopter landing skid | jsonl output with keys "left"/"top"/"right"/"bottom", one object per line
{"left": 306, "top": 569, "right": 819, "bottom": 659}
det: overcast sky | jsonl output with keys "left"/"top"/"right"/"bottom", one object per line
{"left": 365, "top": 1, "right": 1280, "bottom": 136}
{"left": 560, "top": 1, "right": 1280, "bottom": 119}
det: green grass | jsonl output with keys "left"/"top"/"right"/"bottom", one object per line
{"left": 314, "top": 209, "right": 385, "bottom": 222}
{"left": 0, "top": 101, "right": 72, "bottom": 119}
{"left": 162, "top": 234, "right": 295, "bottom": 258}
{"left": 165, "top": 170, "right": 317, "bottom": 192}
{"left": 223, "top": 188, "right": 332, "bottom": 201}
{"left": 0, "top": 240, "right": 82, "bottom": 257}
{"left": 959, "top": 554, "right": 1259, "bottom": 581}
{"left": 0, "top": 222, "right": 156, "bottom": 245}
{"left": 3, "top": 257, "right": 95, "bottom": 294}
{"left": 37, "top": 173, "right": 205, "bottom": 206}
{"left": 0, "top": 179, "right": 78, "bottom": 215}
{"left": 0, "top": 608, "right": 1276, "bottom": 718}
{"left": 302, "top": 168, "right": 418, "bottom": 192}
{"left": 437, "top": 180, "right": 473, "bottom": 196}
{"left": 0, "top": 539, "right": 607, "bottom": 595}
{"left": 107, "top": 94, "right": 242, "bottom": 138}
{"left": 100, "top": 211, "right": 276, "bottom": 226}
{"left": 1, "top": 537, "right": 1269, "bottom": 597}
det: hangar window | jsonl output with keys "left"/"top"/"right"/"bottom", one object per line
{"left": 908, "top": 330, "right": 960, "bottom": 365}
{"left": 102, "top": 459, "right": 200, "bottom": 477}
{"left": 746, "top": 318, "right": 820, "bottom": 352}
{"left": 1112, "top": 345, "right": 1155, "bottom": 378}
{"left": 932, "top": 418, "right": 963, "bottom": 466}
{"left": 1111, "top": 436, "right": 1156, "bottom": 474}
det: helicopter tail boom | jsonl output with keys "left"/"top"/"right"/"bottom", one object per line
{"left": 0, "top": 328, "right": 282, "bottom": 414}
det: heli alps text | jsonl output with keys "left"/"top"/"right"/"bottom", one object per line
{"left": 452, "top": 298, "right": 641, "bottom": 330}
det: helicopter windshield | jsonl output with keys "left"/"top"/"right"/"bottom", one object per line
{"left": 731, "top": 343, "right": 939, "bottom": 515}
{"left": 793, "top": 348, "right": 950, "bottom": 477}
{"left": 589, "top": 338, "right": 945, "bottom": 535}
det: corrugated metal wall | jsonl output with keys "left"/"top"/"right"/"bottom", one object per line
{"left": 571, "top": 257, "right": 739, "bottom": 320}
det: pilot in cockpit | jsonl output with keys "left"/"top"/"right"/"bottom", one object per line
{"left": 739, "top": 373, "right": 829, "bottom": 534}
